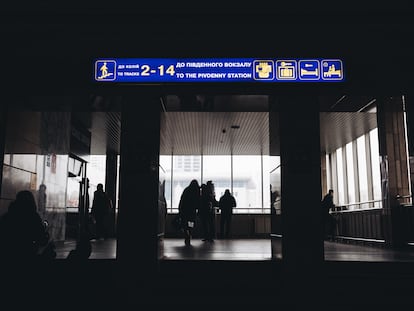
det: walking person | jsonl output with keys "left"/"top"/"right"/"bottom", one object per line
{"left": 178, "top": 179, "right": 201, "bottom": 246}
{"left": 218, "top": 189, "right": 237, "bottom": 239}
{"left": 91, "top": 183, "right": 112, "bottom": 240}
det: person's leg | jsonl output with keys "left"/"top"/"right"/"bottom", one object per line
{"left": 102, "top": 215, "right": 109, "bottom": 239}
{"left": 200, "top": 215, "right": 208, "bottom": 241}
{"left": 207, "top": 213, "right": 215, "bottom": 241}
{"left": 226, "top": 215, "right": 232, "bottom": 238}
{"left": 95, "top": 217, "right": 103, "bottom": 239}
{"left": 210, "top": 213, "right": 216, "bottom": 241}
{"left": 184, "top": 227, "right": 191, "bottom": 246}
{"left": 220, "top": 216, "right": 225, "bottom": 239}
{"left": 184, "top": 230, "right": 190, "bottom": 245}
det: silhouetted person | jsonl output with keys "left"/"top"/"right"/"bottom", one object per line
{"left": 199, "top": 181, "right": 218, "bottom": 242}
{"left": 198, "top": 183, "right": 208, "bottom": 240}
{"left": 178, "top": 179, "right": 200, "bottom": 246}
{"left": 199, "top": 183, "right": 214, "bottom": 242}
{"left": 158, "top": 180, "right": 167, "bottom": 237}
{"left": 206, "top": 181, "right": 219, "bottom": 238}
{"left": 37, "top": 184, "right": 47, "bottom": 220}
{"left": 218, "top": 189, "right": 237, "bottom": 239}
{"left": 270, "top": 185, "right": 279, "bottom": 215}
{"left": 0, "top": 190, "right": 49, "bottom": 260}
{"left": 270, "top": 186, "right": 280, "bottom": 233}
{"left": 66, "top": 231, "right": 92, "bottom": 260}
{"left": 91, "top": 183, "right": 111, "bottom": 239}
{"left": 321, "top": 189, "right": 336, "bottom": 240}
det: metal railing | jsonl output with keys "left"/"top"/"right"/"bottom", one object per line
{"left": 330, "top": 199, "right": 383, "bottom": 213}
{"left": 396, "top": 194, "right": 412, "bottom": 206}
{"left": 331, "top": 194, "right": 413, "bottom": 213}
{"left": 167, "top": 208, "right": 271, "bottom": 214}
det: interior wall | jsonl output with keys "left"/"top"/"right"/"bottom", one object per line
{"left": 1, "top": 110, "right": 71, "bottom": 241}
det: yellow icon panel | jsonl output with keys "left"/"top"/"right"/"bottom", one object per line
{"left": 298, "top": 60, "right": 320, "bottom": 80}
{"left": 95, "top": 60, "right": 117, "bottom": 81}
{"left": 276, "top": 60, "right": 297, "bottom": 80}
{"left": 321, "top": 60, "right": 343, "bottom": 80}
{"left": 253, "top": 60, "right": 274, "bottom": 80}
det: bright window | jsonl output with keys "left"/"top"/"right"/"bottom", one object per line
{"left": 171, "top": 155, "right": 201, "bottom": 213}
{"left": 160, "top": 155, "right": 172, "bottom": 212}
{"left": 370, "top": 128, "right": 382, "bottom": 207}
{"left": 336, "top": 147, "right": 345, "bottom": 205}
{"left": 161, "top": 154, "right": 272, "bottom": 214}
{"left": 357, "top": 135, "right": 369, "bottom": 208}
{"left": 232, "top": 156, "right": 262, "bottom": 214}
{"left": 202, "top": 155, "right": 231, "bottom": 199}
{"left": 346, "top": 142, "right": 356, "bottom": 204}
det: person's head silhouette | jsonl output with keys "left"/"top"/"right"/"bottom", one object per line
{"left": 14, "top": 190, "right": 37, "bottom": 214}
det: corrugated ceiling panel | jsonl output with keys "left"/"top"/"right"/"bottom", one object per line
{"left": 90, "top": 112, "right": 121, "bottom": 155}
{"left": 89, "top": 99, "right": 378, "bottom": 157}
{"left": 160, "top": 112, "right": 270, "bottom": 156}
{"left": 320, "top": 112, "right": 377, "bottom": 154}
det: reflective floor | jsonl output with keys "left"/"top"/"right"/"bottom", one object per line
{"left": 161, "top": 238, "right": 274, "bottom": 260}
{"left": 54, "top": 238, "right": 414, "bottom": 262}
{"left": 55, "top": 238, "right": 117, "bottom": 259}
{"left": 324, "top": 240, "right": 414, "bottom": 262}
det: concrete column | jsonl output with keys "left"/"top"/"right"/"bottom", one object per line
{"left": 0, "top": 105, "right": 7, "bottom": 193}
{"left": 278, "top": 95, "right": 324, "bottom": 263}
{"left": 404, "top": 95, "right": 414, "bottom": 201}
{"left": 320, "top": 153, "right": 327, "bottom": 198}
{"left": 105, "top": 150, "right": 118, "bottom": 237}
{"left": 116, "top": 94, "right": 161, "bottom": 291}
{"left": 377, "top": 96, "right": 410, "bottom": 248}
{"left": 276, "top": 96, "right": 324, "bottom": 304}
{"left": 269, "top": 101, "right": 282, "bottom": 257}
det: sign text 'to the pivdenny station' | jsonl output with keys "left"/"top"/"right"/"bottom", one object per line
{"left": 94, "top": 58, "right": 344, "bottom": 83}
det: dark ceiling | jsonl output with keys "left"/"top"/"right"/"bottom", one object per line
{"left": 2, "top": 6, "right": 411, "bottom": 157}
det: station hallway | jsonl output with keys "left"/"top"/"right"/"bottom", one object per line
{"left": 54, "top": 238, "right": 414, "bottom": 262}
{"left": 2, "top": 6, "right": 414, "bottom": 311}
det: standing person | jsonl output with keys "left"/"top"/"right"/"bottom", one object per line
{"left": 203, "top": 181, "right": 219, "bottom": 242}
{"left": 37, "top": 184, "right": 47, "bottom": 220}
{"left": 199, "top": 183, "right": 217, "bottom": 242}
{"left": 178, "top": 179, "right": 201, "bottom": 246}
{"left": 198, "top": 183, "right": 209, "bottom": 241}
{"left": 218, "top": 189, "right": 237, "bottom": 239}
{"left": 270, "top": 186, "right": 280, "bottom": 233}
{"left": 91, "top": 183, "right": 112, "bottom": 240}
{"left": 321, "top": 189, "right": 336, "bottom": 240}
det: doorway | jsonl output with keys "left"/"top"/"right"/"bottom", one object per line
{"left": 158, "top": 95, "right": 282, "bottom": 260}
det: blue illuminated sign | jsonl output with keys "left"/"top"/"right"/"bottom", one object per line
{"left": 94, "top": 58, "right": 344, "bottom": 83}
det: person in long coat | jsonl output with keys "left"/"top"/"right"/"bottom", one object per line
{"left": 218, "top": 189, "right": 237, "bottom": 239}
{"left": 178, "top": 179, "right": 201, "bottom": 246}
{"left": 321, "top": 189, "right": 336, "bottom": 240}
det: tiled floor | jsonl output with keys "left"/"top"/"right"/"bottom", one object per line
{"left": 55, "top": 237, "right": 414, "bottom": 262}
{"left": 324, "top": 240, "right": 414, "bottom": 262}
{"left": 161, "top": 238, "right": 273, "bottom": 260}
